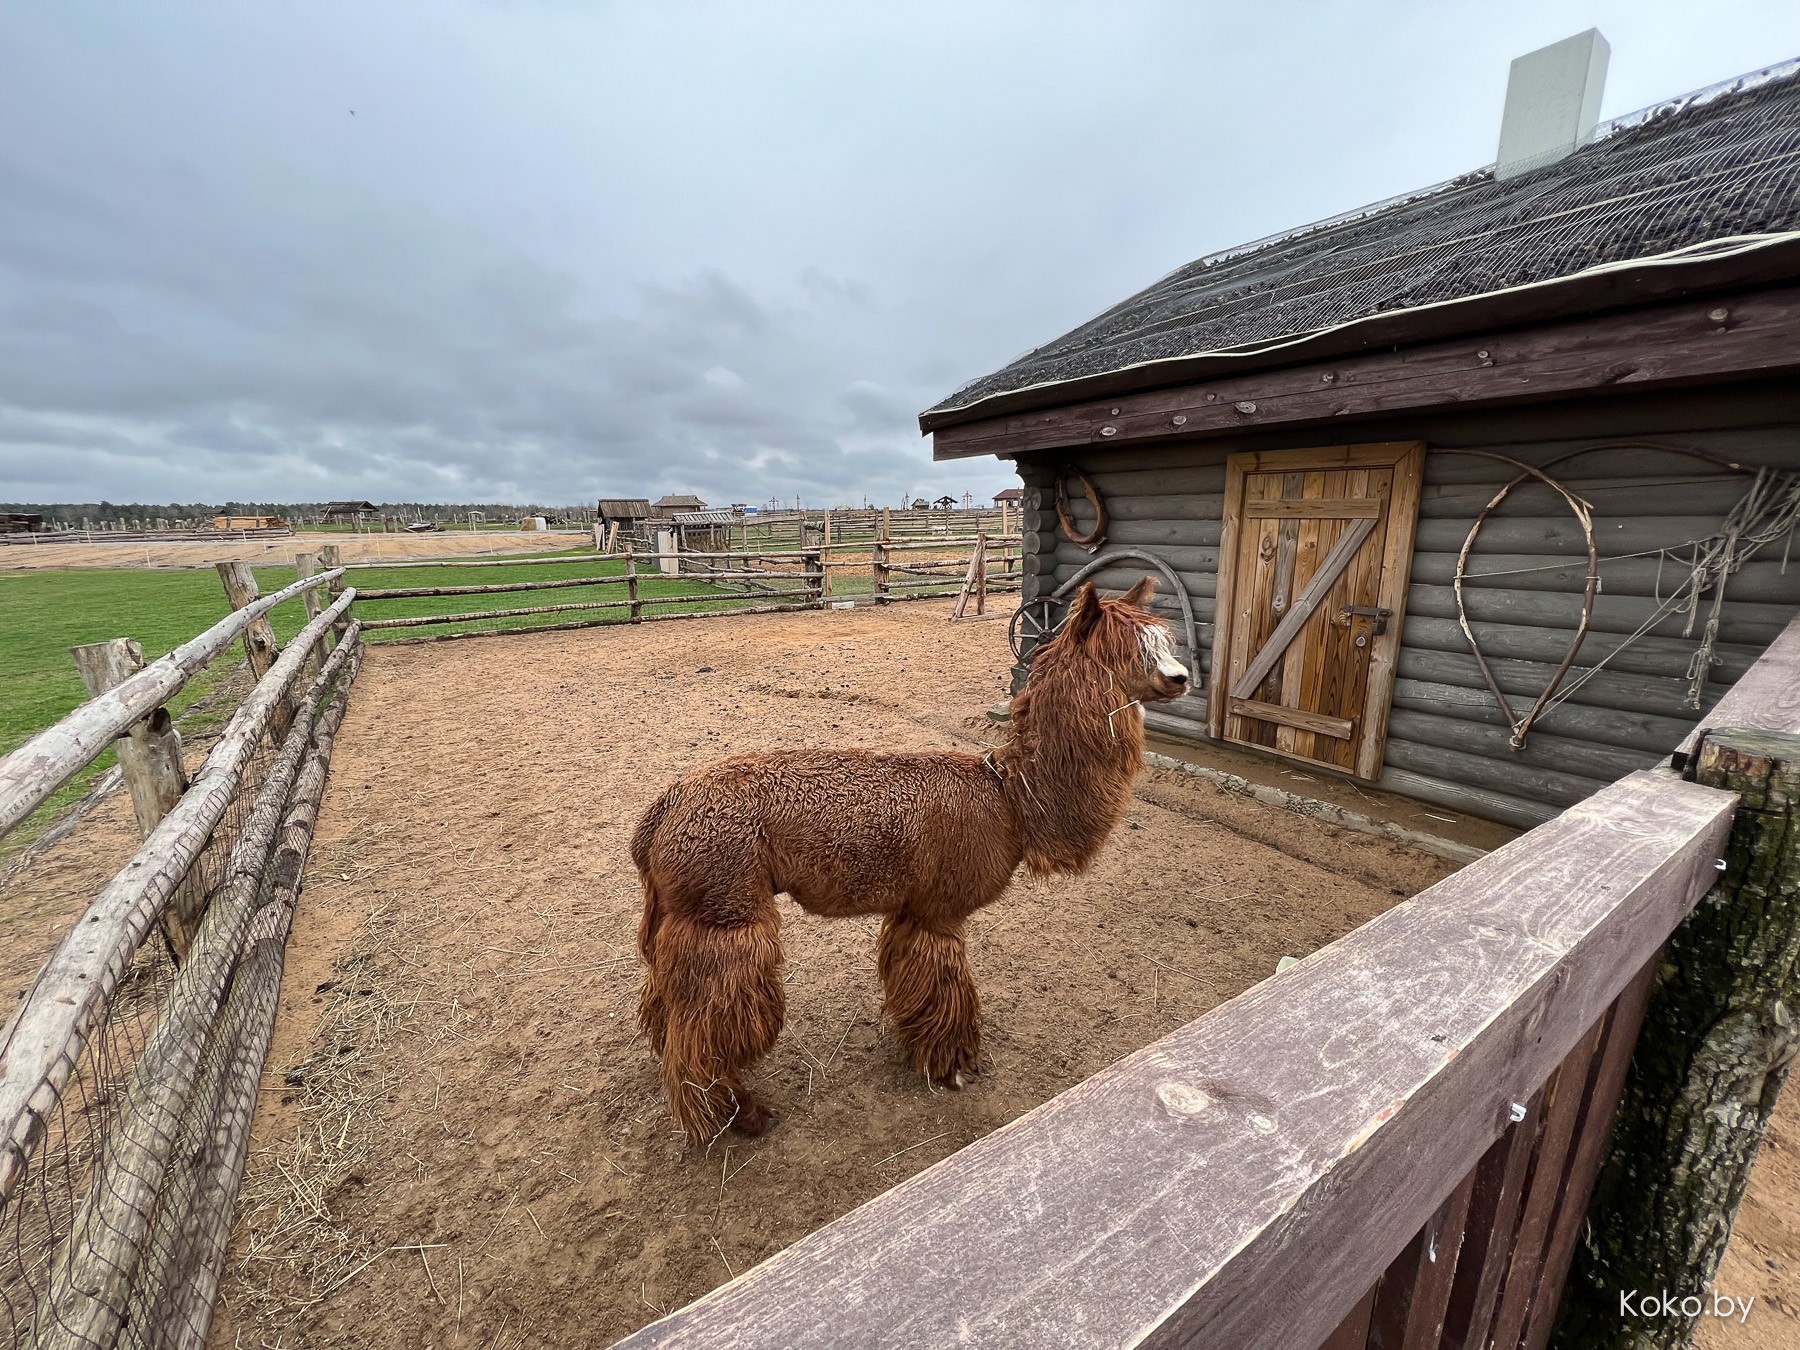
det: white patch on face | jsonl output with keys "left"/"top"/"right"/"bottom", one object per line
{"left": 1139, "top": 622, "right": 1189, "bottom": 682}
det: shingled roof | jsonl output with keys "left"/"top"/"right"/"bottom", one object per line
{"left": 922, "top": 59, "right": 1800, "bottom": 433}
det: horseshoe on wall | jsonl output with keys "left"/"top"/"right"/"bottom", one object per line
{"left": 1054, "top": 467, "right": 1109, "bottom": 552}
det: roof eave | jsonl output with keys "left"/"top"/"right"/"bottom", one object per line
{"left": 919, "top": 234, "right": 1800, "bottom": 439}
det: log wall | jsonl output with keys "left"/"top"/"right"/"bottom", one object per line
{"left": 1013, "top": 381, "right": 1800, "bottom": 827}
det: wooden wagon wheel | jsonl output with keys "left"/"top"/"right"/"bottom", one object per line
{"left": 1009, "top": 597, "right": 1067, "bottom": 664}
{"left": 1054, "top": 468, "right": 1109, "bottom": 552}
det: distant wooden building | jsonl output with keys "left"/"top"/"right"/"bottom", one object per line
{"left": 1, "top": 513, "right": 46, "bottom": 534}
{"left": 922, "top": 60, "right": 1800, "bottom": 829}
{"left": 212, "top": 514, "right": 287, "bottom": 531}
{"left": 322, "top": 500, "right": 378, "bottom": 524}
{"left": 993, "top": 488, "right": 1023, "bottom": 505}
{"left": 653, "top": 493, "right": 708, "bottom": 518}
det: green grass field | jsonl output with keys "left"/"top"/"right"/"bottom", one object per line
{"left": 0, "top": 553, "right": 759, "bottom": 852}
{"left": 0, "top": 564, "right": 313, "bottom": 851}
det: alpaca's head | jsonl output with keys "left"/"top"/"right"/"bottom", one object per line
{"left": 1054, "top": 577, "right": 1189, "bottom": 703}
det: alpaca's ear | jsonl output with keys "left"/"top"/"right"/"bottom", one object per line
{"left": 1119, "top": 575, "right": 1157, "bottom": 608}
{"left": 1062, "top": 582, "right": 1102, "bottom": 642}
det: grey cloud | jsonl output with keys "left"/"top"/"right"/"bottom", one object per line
{"left": 2, "top": 2, "right": 1795, "bottom": 508}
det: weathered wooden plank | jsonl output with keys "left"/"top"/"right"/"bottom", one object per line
{"left": 0, "top": 569, "right": 342, "bottom": 841}
{"left": 1229, "top": 699, "right": 1353, "bottom": 740}
{"left": 1245, "top": 496, "right": 1381, "bottom": 519}
{"left": 1383, "top": 739, "right": 1612, "bottom": 810}
{"left": 1373, "top": 767, "right": 1558, "bottom": 831}
{"left": 1390, "top": 678, "right": 1696, "bottom": 756}
{"left": 1386, "top": 709, "right": 1656, "bottom": 786}
{"left": 1415, "top": 515, "right": 1751, "bottom": 557}
{"left": 1518, "top": 959, "right": 1658, "bottom": 1350}
{"left": 1358, "top": 446, "right": 1424, "bottom": 780}
{"left": 930, "top": 287, "right": 1800, "bottom": 458}
{"left": 615, "top": 770, "right": 1734, "bottom": 1350}
{"left": 1401, "top": 615, "right": 1758, "bottom": 685}
{"left": 1104, "top": 494, "right": 1228, "bottom": 522}
{"left": 1418, "top": 478, "right": 1759, "bottom": 521}
{"left": 1406, "top": 583, "right": 1797, "bottom": 648}
{"left": 1395, "top": 648, "right": 1717, "bottom": 721}
{"left": 1365, "top": 1171, "right": 1475, "bottom": 1350}
{"left": 1441, "top": 1091, "right": 1547, "bottom": 1350}
{"left": 1482, "top": 1020, "right": 1608, "bottom": 1350}
{"left": 1411, "top": 551, "right": 1799, "bottom": 603}
{"left": 357, "top": 572, "right": 627, "bottom": 599}
{"left": 1320, "top": 1287, "right": 1377, "bottom": 1350}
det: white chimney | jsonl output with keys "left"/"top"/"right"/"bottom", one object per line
{"left": 1495, "top": 29, "right": 1610, "bottom": 181}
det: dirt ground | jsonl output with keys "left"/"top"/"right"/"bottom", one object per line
{"left": 2, "top": 601, "right": 1792, "bottom": 1347}
{"left": 208, "top": 603, "right": 1460, "bottom": 1347}
{"left": 0, "top": 530, "right": 580, "bottom": 572}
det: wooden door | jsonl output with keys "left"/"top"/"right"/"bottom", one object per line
{"left": 1209, "top": 443, "right": 1424, "bottom": 779}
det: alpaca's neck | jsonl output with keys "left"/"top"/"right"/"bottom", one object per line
{"left": 994, "top": 650, "right": 1145, "bottom": 876}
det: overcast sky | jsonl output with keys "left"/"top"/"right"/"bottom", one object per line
{"left": 1, "top": 2, "right": 1795, "bottom": 509}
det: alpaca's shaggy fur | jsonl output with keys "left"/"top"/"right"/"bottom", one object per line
{"left": 633, "top": 578, "right": 1188, "bottom": 1140}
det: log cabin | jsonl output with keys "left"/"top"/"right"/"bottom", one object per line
{"left": 923, "top": 41, "right": 1800, "bottom": 828}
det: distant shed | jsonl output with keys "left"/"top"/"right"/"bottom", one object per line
{"left": 922, "top": 59, "right": 1800, "bottom": 829}
{"left": 322, "top": 500, "right": 378, "bottom": 522}
{"left": 652, "top": 494, "right": 708, "bottom": 518}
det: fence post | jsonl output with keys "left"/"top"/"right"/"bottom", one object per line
{"left": 1555, "top": 728, "right": 1800, "bottom": 1349}
{"left": 625, "top": 546, "right": 641, "bottom": 622}
{"left": 873, "top": 522, "right": 891, "bottom": 604}
{"left": 69, "top": 640, "right": 200, "bottom": 950}
{"left": 215, "top": 561, "right": 294, "bottom": 738}
{"left": 294, "top": 552, "right": 325, "bottom": 671}
{"left": 803, "top": 548, "right": 824, "bottom": 607}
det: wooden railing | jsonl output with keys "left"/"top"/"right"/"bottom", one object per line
{"left": 0, "top": 561, "right": 364, "bottom": 1348}
{"left": 610, "top": 614, "right": 1800, "bottom": 1350}
{"left": 331, "top": 534, "right": 1022, "bottom": 642}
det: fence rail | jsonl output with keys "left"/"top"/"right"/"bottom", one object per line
{"left": 0, "top": 561, "right": 364, "bottom": 1349}
{"left": 334, "top": 532, "right": 1023, "bottom": 641}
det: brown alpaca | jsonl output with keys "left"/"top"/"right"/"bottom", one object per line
{"left": 633, "top": 577, "right": 1189, "bottom": 1140}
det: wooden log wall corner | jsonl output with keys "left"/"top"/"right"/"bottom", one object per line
{"left": 1555, "top": 727, "right": 1800, "bottom": 1349}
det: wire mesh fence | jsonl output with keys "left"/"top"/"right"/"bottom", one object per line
{"left": 0, "top": 587, "right": 361, "bottom": 1349}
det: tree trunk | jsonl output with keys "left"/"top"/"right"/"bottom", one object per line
{"left": 1555, "top": 728, "right": 1800, "bottom": 1348}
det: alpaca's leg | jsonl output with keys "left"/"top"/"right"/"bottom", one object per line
{"left": 878, "top": 916, "right": 980, "bottom": 1086}
{"left": 646, "top": 907, "right": 786, "bottom": 1141}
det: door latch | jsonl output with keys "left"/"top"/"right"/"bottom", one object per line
{"left": 1339, "top": 605, "right": 1394, "bottom": 636}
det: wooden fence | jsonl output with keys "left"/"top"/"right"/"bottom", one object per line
{"left": 331, "top": 532, "right": 1022, "bottom": 642}
{"left": 0, "top": 562, "right": 362, "bottom": 1348}
{"left": 610, "top": 615, "right": 1800, "bottom": 1350}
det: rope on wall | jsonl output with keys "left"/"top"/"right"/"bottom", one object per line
{"left": 1448, "top": 442, "right": 1800, "bottom": 748}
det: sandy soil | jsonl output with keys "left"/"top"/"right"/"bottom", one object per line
{"left": 212, "top": 603, "right": 1462, "bottom": 1347}
{"left": 0, "top": 531, "right": 583, "bottom": 572}
{"left": 1701, "top": 1096, "right": 1800, "bottom": 1349}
